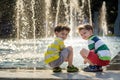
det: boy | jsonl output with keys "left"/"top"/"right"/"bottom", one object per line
{"left": 44, "top": 25, "right": 78, "bottom": 72}
{"left": 77, "top": 24, "right": 111, "bottom": 72}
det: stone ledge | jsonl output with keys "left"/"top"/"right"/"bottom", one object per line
{"left": 106, "top": 64, "right": 120, "bottom": 70}
{"left": 0, "top": 70, "right": 120, "bottom": 80}
{"left": 106, "top": 52, "right": 120, "bottom": 70}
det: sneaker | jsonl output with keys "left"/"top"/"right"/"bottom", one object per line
{"left": 96, "top": 66, "right": 103, "bottom": 71}
{"left": 53, "top": 67, "right": 62, "bottom": 72}
{"left": 67, "top": 65, "right": 79, "bottom": 72}
{"left": 83, "top": 65, "right": 103, "bottom": 72}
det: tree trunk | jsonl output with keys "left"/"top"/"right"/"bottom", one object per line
{"left": 114, "top": 0, "right": 120, "bottom": 36}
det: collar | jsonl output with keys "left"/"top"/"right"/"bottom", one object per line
{"left": 88, "top": 35, "right": 95, "bottom": 40}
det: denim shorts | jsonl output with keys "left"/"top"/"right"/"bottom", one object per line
{"left": 49, "top": 48, "right": 70, "bottom": 68}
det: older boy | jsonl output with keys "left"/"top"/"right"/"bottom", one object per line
{"left": 44, "top": 25, "right": 78, "bottom": 72}
{"left": 77, "top": 24, "right": 111, "bottom": 72}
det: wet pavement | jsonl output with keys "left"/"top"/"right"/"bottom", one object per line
{"left": 0, "top": 52, "right": 120, "bottom": 80}
{"left": 0, "top": 69, "right": 120, "bottom": 80}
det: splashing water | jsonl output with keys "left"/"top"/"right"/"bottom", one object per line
{"left": 0, "top": 0, "right": 120, "bottom": 69}
{"left": 0, "top": 37, "right": 120, "bottom": 68}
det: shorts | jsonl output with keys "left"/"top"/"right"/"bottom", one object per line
{"left": 49, "top": 48, "right": 70, "bottom": 68}
{"left": 87, "top": 51, "right": 110, "bottom": 66}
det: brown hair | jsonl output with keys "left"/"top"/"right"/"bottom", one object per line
{"left": 54, "top": 25, "right": 70, "bottom": 33}
{"left": 77, "top": 24, "right": 93, "bottom": 32}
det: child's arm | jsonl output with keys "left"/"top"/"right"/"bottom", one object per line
{"left": 84, "top": 59, "right": 87, "bottom": 64}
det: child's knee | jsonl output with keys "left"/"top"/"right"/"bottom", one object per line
{"left": 80, "top": 48, "right": 89, "bottom": 58}
{"left": 80, "top": 48, "right": 86, "bottom": 54}
{"left": 67, "top": 46, "right": 73, "bottom": 51}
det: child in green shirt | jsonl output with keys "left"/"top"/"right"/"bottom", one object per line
{"left": 77, "top": 24, "right": 111, "bottom": 72}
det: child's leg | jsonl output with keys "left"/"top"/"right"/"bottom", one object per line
{"left": 64, "top": 46, "right": 78, "bottom": 66}
{"left": 80, "top": 48, "right": 94, "bottom": 65}
{"left": 66, "top": 46, "right": 73, "bottom": 66}
{"left": 66, "top": 46, "right": 79, "bottom": 72}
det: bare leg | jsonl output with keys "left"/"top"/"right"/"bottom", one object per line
{"left": 67, "top": 46, "right": 73, "bottom": 66}
{"left": 80, "top": 48, "right": 94, "bottom": 66}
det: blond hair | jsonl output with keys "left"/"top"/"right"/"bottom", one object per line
{"left": 77, "top": 24, "right": 93, "bottom": 32}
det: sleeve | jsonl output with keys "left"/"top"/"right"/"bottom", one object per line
{"left": 56, "top": 38, "right": 65, "bottom": 50}
{"left": 88, "top": 40, "right": 95, "bottom": 50}
{"left": 59, "top": 40, "right": 65, "bottom": 49}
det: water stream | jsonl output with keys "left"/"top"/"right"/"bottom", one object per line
{"left": 0, "top": 37, "right": 120, "bottom": 68}
{"left": 0, "top": 0, "right": 120, "bottom": 69}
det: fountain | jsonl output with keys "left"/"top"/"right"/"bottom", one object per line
{"left": 0, "top": 0, "right": 120, "bottom": 69}
{"left": 99, "top": 1, "right": 108, "bottom": 36}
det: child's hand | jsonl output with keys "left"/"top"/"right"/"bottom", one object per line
{"left": 84, "top": 60, "right": 87, "bottom": 64}
{"left": 90, "top": 49, "right": 95, "bottom": 52}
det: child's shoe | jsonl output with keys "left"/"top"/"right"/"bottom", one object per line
{"left": 53, "top": 67, "right": 62, "bottom": 72}
{"left": 96, "top": 66, "right": 103, "bottom": 71}
{"left": 83, "top": 65, "right": 103, "bottom": 72}
{"left": 67, "top": 65, "right": 79, "bottom": 72}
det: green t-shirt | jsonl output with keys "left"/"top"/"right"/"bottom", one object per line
{"left": 88, "top": 35, "right": 111, "bottom": 60}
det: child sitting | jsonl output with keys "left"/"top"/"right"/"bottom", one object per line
{"left": 77, "top": 24, "right": 111, "bottom": 72}
{"left": 44, "top": 25, "right": 78, "bottom": 72}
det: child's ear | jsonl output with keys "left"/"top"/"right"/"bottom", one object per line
{"left": 55, "top": 31, "right": 58, "bottom": 35}
{"left": 90, "top": 29, "right": 93, "bottom": 32}
{"left": 55, "top": 31, "right": 57, "bottom": 34}
{"left": 89, "top": 30, "right": 93, "bottom": 34}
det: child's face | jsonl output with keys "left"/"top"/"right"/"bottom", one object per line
{"left": 55, "top": 30, "right": 69, "bottom": 40}
{"left": 79, "top": 29, "right": 93, "bottom": 40}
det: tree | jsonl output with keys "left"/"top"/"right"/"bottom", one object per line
{"left": 114, "top": 0, "right": 120, "bottom": 36}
